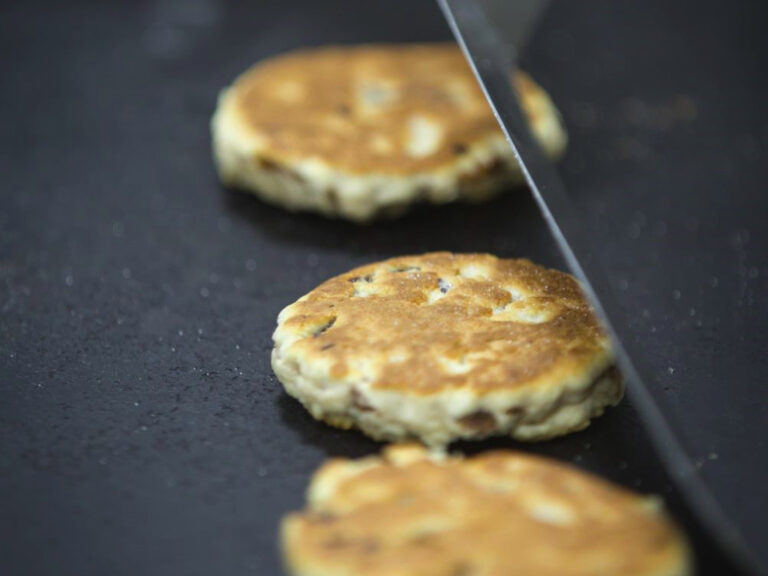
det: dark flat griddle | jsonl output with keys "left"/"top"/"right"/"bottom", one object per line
{"left": 0, "top": 1, "right": 766, "bottom": 575}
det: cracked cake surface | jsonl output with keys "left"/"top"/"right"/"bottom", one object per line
{"left": 271, "top": 252, "right": 622, "bottom": 446}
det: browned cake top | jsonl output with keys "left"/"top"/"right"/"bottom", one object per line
{"left": 231, "top": 44, "right": 550, "bottom": 173}
{"left": 274, "top": 253, "right": 612, "bottom": 396}
{"left": 282, "top": 445, "right": 689, "bottom": 576}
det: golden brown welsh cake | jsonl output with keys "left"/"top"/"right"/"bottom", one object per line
{"left": 271, "top": 253, "right": 622, "bottom": 446}
{"left": 281, "top": 445, "right": 691, "bottom": 576}
{"left": 211, "top": 44, "right": 566, "bottom": 221}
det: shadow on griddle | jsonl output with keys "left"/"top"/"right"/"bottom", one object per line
{"left": 223, "top": 185, "right": 564, "bottom": 266}
{"left": 276, "top": 392, "right": 381, "bottom": 459}
{"left": 452, "top": 402, "right": 667, "bottom": 487}
{"left": 277, "top": 380, "right": 671, "bottom": 497}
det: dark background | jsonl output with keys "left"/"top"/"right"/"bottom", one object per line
{"left": 1, "top": 0, "right": 766, "bottom": 574}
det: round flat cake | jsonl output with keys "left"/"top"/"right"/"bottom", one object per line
{"left": 272, "top": 252, "right": 622, "bottom": 446}
{"left": 281, "top": 445, "right": 691, "bottom": 576}
{"left": 212, "top": 44, "right": 566, "bottom": 221}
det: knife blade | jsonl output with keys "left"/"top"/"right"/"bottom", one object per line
{"left": 436, "top": 0, "right": 761, "bottom": 573}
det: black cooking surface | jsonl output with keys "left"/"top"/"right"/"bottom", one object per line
{"left": 1, "top": 1, "right": 766, "bottom": 575}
